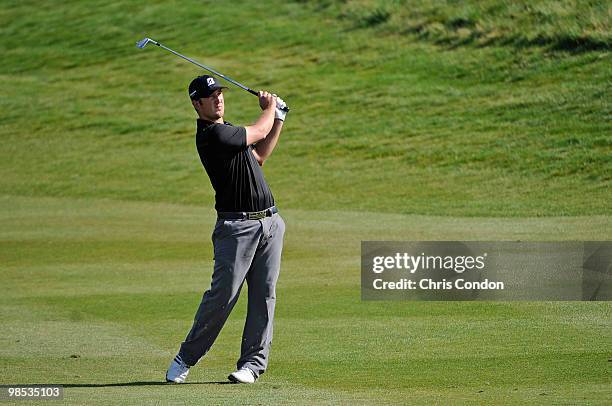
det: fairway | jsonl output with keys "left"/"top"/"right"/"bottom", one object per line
{"left": 2, "top": 196, "right": 611, "bottom": 404}
{"left": 1, "top": 0, "right": 611, "bottom": 404}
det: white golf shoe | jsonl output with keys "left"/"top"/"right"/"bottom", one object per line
{"left": 165, "top": 355, "right": 190, "bottom": 383}
{"left": 228, "top": 367, "right": 256, "bottom": 384}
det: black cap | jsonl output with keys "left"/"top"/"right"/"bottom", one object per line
{"left": 188, "top": 75, "right": 227, "bottom": 100}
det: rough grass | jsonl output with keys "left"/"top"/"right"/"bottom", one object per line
{"left": 301, "top": 0, "right": 611, "bottom": 51}
{"left": 0, "top": 0, "right": 610, "bottom": 216}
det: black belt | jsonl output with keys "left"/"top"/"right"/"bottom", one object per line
{"left": 217, "top": 206, "right": 278, "bottom": 220}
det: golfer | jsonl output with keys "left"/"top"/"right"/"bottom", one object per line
{"left": 166, "top": 75, "right": 287, "bottom": 384}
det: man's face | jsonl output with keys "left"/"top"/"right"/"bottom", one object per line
{"left": 195, "top": 89, "right": 224, "bottom": 120}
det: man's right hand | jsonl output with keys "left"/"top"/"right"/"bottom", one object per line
{"left": 258, "top": 91, "right": 276, "bottom": 110}
{"left": 246, "top": 91, "right": 277, "bottom": 146}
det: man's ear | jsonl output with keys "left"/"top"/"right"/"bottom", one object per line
{"left": 191, "top": 99, "right": 201, "bottom": 112}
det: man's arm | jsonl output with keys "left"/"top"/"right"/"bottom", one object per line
{"left": 245, "top": 91, "right": 275, "bottom": 146}
{"left": 252, "top": 119, "right": 283, "bottom": 165}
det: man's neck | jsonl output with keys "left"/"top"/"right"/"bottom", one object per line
{"left": 198, "top": 114, "right": 223, "bottom": 124}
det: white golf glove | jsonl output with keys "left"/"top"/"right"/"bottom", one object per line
{"left": 274, "top": 95, "right": 288, "bottom": 121}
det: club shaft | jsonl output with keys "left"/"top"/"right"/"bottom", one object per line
{"left": 140, "top": 38, "right": 289, "bottom": 112}
{"left": 153, "top": 41, "right": 258, "bottom": 96}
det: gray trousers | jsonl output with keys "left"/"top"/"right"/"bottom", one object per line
{"left": 178, "top": 213, "right": 285, "bottom": 377}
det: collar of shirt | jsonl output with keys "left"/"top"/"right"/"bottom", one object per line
{"left": 197, "top": 119, "right": 231, "bottom": 132}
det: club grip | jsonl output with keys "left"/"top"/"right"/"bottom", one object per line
{"left": 251, "top": 90, "right": 291, "bottom": 112}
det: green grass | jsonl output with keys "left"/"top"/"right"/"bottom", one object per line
{"left": 1, "top": 0, "right": 611, "bottom": 404}
{"left": 303, "top": 0, "right": 611, "bottom": 51}
{"left": 0, "top": 0, "right": 610, "bottom": 216}
{"left": 2, "top": 196, "right": 611, "bottom": 404}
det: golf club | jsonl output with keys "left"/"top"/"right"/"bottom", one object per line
{"left": 136, "top": 37, "right": 289, "bottom": 112}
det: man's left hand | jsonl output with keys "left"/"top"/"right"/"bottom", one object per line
{"left": 274, "top": 95, "right": 288, "bottom": 121}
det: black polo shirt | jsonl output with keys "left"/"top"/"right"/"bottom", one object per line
{"left": 195, "top": 119, "right": 275, "bottom": 212}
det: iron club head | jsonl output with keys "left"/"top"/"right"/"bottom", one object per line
{"left": 136, "top": 38, "right": 154, "bottom": 49}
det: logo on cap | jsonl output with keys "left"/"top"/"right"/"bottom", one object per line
{"left": 207, "top": 77, "right": 215, "bottom": 86}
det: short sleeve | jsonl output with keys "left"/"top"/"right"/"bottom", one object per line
{"left": 209, "top": 124, "right": 247, "bottom": 151}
